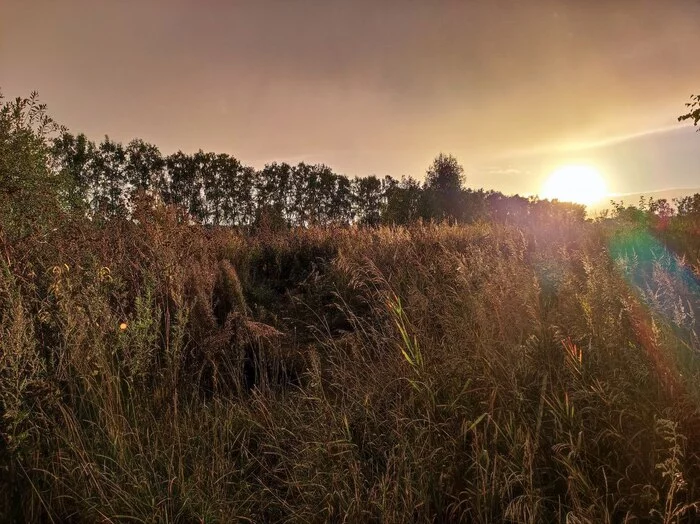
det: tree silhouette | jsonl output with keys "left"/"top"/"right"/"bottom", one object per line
{"left": 125, "top": 139, "right": 165, "bottom": 199}
{"left": 384, "top": 176, "right": 422, "bottom": 224}
{"left": 331, "top": 174, "right": 354, "bottom": 224}
{"left": 214, "top": 155, "right": 244, "bottom": 225}
{"left": 316, "top": 165, "right": 341, "bottom": 224}
{"left": 7, "top": 91, "right": 598, "bottom": 230}
{"left": 256, "top": 162, "right": 293, "bottom": 225}
{"left": 423, "top": 153, "right": 466, "bottom": 221}
{"left": 197, "top": 151, "right": 223, "bottom": 224}
{"left": 93, "top": 137, "right": 128, "bottom": 216}
{"left": 51, "top": 131, "right": 95, "bottom": 209}
{"left": 679, "top": 94, "right": 700, "bottom": 129}
{"left": 166, "top": 151, "right": 201, "bottom": 220}
{"left": 0, "top": 91, "right": 76, "bottom": 239}
{"left": 352, "top": 175, "right": 384, "bottom": 225}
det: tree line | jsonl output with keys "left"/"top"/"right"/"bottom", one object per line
{"left": 49, "top": 130, "right": 588, "bottom": 228}
{"left": 5, "top": 90, "right": 700, "bottom": 235}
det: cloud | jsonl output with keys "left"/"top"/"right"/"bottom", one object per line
{"left": 2, "top": 0, "right": 698, "bottom": 191}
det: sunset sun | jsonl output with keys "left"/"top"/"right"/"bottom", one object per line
{"left": 540, "top": 165, "right": 608, "bottom": 206}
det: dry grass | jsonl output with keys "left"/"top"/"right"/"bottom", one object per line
{"left": 1, "top": 210, "right": 700, "bottom": 522}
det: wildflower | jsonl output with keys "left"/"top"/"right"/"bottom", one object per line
{"left": 119, "top": 322, "right": 127, "bottom": 331}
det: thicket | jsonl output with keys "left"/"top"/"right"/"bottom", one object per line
{"left": 2, "top": 91, "right": 700, "bottom": 522}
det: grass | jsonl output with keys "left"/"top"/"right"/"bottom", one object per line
{"left": 1, "top": 210, "right": 700, "bottom": 522}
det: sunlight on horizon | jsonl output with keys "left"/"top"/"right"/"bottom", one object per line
{"left": 540, "top": 165, "right": 608, "bottom": 206}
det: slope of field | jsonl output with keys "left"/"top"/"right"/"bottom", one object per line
{"left": 1, "top": 214, "right": 700, "bottom": 522}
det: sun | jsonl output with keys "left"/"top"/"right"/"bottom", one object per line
{"left": 540, "top": 165, "right": 607, "bottom": 206}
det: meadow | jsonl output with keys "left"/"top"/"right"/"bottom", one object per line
{"left": 2, "top": 206, "right": 700, "bottom": 522}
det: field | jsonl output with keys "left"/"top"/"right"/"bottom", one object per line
{"left": 2, "top": 208, "right": 700, "bottom": 522}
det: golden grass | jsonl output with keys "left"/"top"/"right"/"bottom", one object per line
{"left": 1, "top": 212, "right": 700, "bottom": 522}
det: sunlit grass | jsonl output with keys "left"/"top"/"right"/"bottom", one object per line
{"left": 1, "top": 214, "right": 699, "bottom": 522}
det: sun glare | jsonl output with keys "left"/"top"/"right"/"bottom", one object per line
{"left": 540, "top": 165, "right": 607, "bottom": 206}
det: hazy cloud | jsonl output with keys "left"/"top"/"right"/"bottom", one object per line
{"left": 2, "top": 0, "right": 698, "bottom": 194}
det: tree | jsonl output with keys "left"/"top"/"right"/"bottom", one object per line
{"left": 352, "top": 175, "right": 384, "bottom": 225}
{"left": 93, "top": 137, "right": 128, "bottom": 216}
{"left": 330, "top": 174, "right": 354, "bottom": 224}
{"left": 384, "top": 176, "right": 423, "bottom": 224}
{"left": 461, "top": 189, "right": 488, "bottom": 223}
{"left": 316, "top": 165, "right": 339, "bottom": 224}
{"left": 125, "top": 138, "right": 165, "bottom": 199}
{"left": 0, "top": 91, "right": 76, "bottom": 240}
{"left": 423, "top": 153, "right": 466, "bottom": 221}
{"left": 674, "top": 194, "right": 700, "bottom": 217}
{"left": 679, "top": 94, "right": 700, "bottom": 129}
{"left": 290, "top": 163, "right": 326, "bottom": 227}
{"left": 195, "top": 151, "right": 221, "bottom": 225}
{"left": 165, "top": 151, "right": 206, "bottom": 222}
{"left": 256, "top": 162, "right": 293, "bottom": 225}
{"left": 425, "top": 153, "right": 464, "bottom": 193}
{"left": 485, "top": 191, "right": 529, "bottom": 223}
{"left": 50, "top": 131, "right": 95, "bottom": 209}
{"left": 218, "top": 155, "right": 252, "bottom": 226}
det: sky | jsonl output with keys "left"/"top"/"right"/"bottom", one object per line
{"left": 1, "top": 0, "right": 699, "bottom": 198}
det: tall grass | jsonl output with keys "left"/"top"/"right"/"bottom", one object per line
{"left": 1, "top": 209, "right": 700, "bottom": 522}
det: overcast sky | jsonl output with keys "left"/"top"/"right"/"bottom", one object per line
{"left": 2, "top": 0, "right": 699, "bottom": 196}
